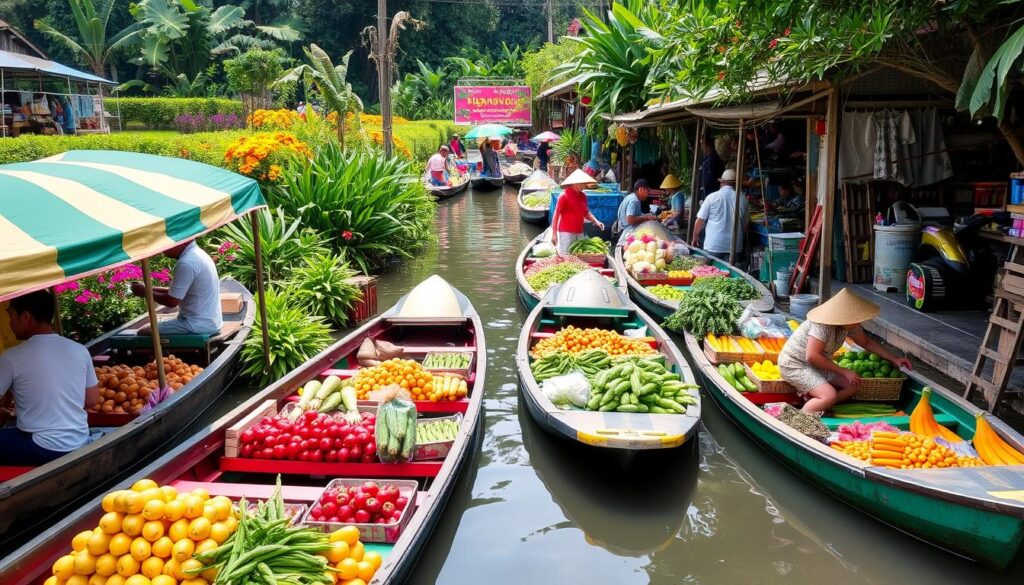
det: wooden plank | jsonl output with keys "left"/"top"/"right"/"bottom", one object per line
{"left": 1002, "top": 274, "right": 1024, "bottom": 297}
{"left": 224, "top": 400, "right": 277, "bottom": 458}
{"left": 980, "top": 347, "right": 1011, "bottom": 365}
{"left": 990, "top": 316, "right": 1021, "bottom": 333}
{"left": 819, "top": 87, "right": 840, "bottom": 300}
{"left": 219, "top": 457, "right": 443, "bottom": 478}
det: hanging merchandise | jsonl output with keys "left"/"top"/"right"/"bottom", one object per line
{"left": 872, "top": 109, "right": 914, "bottom": 184}
{"left": 615, "top": 125, "right": 629, "bottom": 146}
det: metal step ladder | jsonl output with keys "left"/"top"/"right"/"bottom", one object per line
{"left": 964, "top": 244, "right": 1024, "bottom": 413}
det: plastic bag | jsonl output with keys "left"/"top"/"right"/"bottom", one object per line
{"left": 670, "top": 242, "right": 690, "bottom": 258}
{"left": 541, "top": 372, "right": 591, "bottom": 409}
{"left": 622, "top": 326, "right": 649, "bottom": 339}
{"left": 737, "top": 306, "right": 792, "bottom": 339}
{"left": 370, "top": 384, "right": 417, "bottom": 462}
{"left": 532, "top": 242, "right": 556, "bottom": 258}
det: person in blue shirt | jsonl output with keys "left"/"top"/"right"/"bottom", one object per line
{"left": 659, "top": 174, "right": 688, "bottom": 230}
{"left": 480, "top": 140, "right": 501, "bottom": 177}
{"left": 615, "top": 179, "right": 657, "bottom": 244}
{"left": 699, "top": 134, "right": 724, "bottom": 203}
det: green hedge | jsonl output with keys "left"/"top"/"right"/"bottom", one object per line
{"left": 0, "top": 131, "right": 244, "bottom": 166}
{"left": 392, "top": 121, "right": 468, "bottom": 161}
{"left": 107, "top": 98, "right": 244, "bottom": 129}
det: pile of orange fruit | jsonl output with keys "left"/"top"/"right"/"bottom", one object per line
{"left": 351, "top": 359, "right": 434, "bottom": 400}
{"left": 48, "top": 479, "right": 236, "bottom": 585}
{"left": 91, "top": 357, "right": 204, "bottom": 415}
{"left": 319, "top": 526, "right": 383, "bottom": 585}
{"left": 530, "top": 326, "right": 658, "bottom": 359}
{"left": 830, "top": 440, "right": 871, "bottom": 462}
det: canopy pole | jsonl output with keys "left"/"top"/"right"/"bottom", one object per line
{"left": 730, "top": 120, "right": 746, "bottom": 266}
{"left": 251, "top": 212, "right": 271, "bottom": 373}
{"left": 818, "top": 88, "right": 840, "bottom": 301}
{"left": 141, "top": 259, "right": 167, "bottom": 389}
{"left": 50, "top": 287, "right": 63, "bottom": 336}
{"left": 753, "top": 125, "right": 772, "bottom": 285}
{"left": 686, "top": 119, "right": 704, "bottom": 243}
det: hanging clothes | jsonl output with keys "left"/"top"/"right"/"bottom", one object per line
{"left": 904, "top": 108, "right": 953, "bottom": 187}
{"left": 838, "top": 112, "right": 875, "bottom": 183}
{"left": 872, "top": 110, "right": 914, "bottom": 184}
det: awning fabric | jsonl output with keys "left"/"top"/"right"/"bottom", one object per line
{"left": 0, "top": 49, "right": 112, "bottom": 85}
{"left": 0, "top": 150, "right": 266, "bottom": 301}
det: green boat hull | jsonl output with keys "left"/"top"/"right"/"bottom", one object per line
{"left": 683, "top": 331, "right": 1024, "bottom": 571}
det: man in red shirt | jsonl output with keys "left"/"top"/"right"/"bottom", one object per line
{"left": 552, "top": 169, "right": 604, "bottom": 255}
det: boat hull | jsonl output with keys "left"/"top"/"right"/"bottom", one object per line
{"left": 0, "top": 278, "right": 253, "bottom": 549}
{"left": 683, "top": 331, "right": 1024, "bottom": 571}
{"left": 425, "top": 180, "right": 469, "bottom": 199}
{"left": 518, "top": 204, "right": 549, "bottom": 225}
{"left": 471, "top": 176, "right": 504, "bottom": 191}
{"left": 503, "top": 173, "right": 529, "bottom": 186}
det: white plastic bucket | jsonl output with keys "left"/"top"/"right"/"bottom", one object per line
{"left": 774, "top": 278, "right": 790, "bottom": 298}
{"left": 873, "top": 224, "right": 920, "bottom": 293}
{"left": 790, "top": 294, "right": 819, "bottom": 319}
{"left": 776, "top": 267, "right": 793, "bottom": 282}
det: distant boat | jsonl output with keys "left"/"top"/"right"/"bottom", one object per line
{"left": 422, "top": 172, "right": 469, "bottom": 199}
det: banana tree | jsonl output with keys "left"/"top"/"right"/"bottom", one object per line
{"left": 277, "top": 44, "right": 362, "bottom": 149}
{"left": 35, "top": 0, "right": 143, "bottom": 78}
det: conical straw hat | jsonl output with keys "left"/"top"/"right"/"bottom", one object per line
{"left": 660, "top": 174, "right": 682, "bottom": 189}
{"left": 806, "top": 288, "right": 880, "bottom": 325}
{"left": 561, "top": 168, "right": 598, "bottom": 187}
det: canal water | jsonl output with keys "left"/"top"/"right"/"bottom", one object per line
{"left": 365, "top": 184, "right": 1024, "bottom": 585}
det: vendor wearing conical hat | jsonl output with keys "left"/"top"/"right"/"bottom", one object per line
{"left": 552, "top": 169, "right": 605, "bottom": 255}
{"left": 778, "top": 289, "right": 912, "bottom": 414}
{"left": 659, "top": 174, "right": 688, "bottom": 229}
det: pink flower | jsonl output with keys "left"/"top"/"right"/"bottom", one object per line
{"left": 218, "top": 241, "right": 238, "bottom": 254}
{"left": 152, "top": 269, "right": 171, "bottom": 284}
{"left": 783, "top": 27, "right": 791, "bottom": 36}
{"left": 342, "top": 230, "right": 354, "bottom": 241}
{"left": 768, "top": 38, "right": 779, "bottom": 50}
{"left": 224, "top": 254, "right": 236, "bottom": 262}
{"left": 74, "top": 290, "right": 101, "bottom": 304}
{"left": 55, "top": 282, "right": 80, "bottom": 294}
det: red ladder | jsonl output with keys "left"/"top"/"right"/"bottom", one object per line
{"left": 788, "top": 204, "right": 823, "bottom": 295}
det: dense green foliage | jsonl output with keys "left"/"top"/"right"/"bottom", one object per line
{"left": 522, "top": 41, "right": 584, "bottom": 95}
{"left": 107, "top": 97, "right": 243, "bottom": 128}
{"left": 241, "top": 289, "right": 334, "bottom": 385}
{"left": 287, "top": 253, "right": 363, "bottom": 326}
{"left": 0, "top": 129, "right": 244, "bottom": 165}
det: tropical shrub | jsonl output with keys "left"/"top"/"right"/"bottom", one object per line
{"left": 287, "top": 253, "right": 362, "bottom": 326}
{"left": 271, "top": 142, "right": 435, "bottom": 274}
{"left": 211, "top": 208, "right": 330, "bottom": 291}
{"left": 107, "top": 98, "right": 244, "bottom": 129}
{"left": 222, "top": 132, "right": 312, "bottom": 180}
{"left": 248, "top": 109, "right": 303, "bottom": 130}
{"left": 55, "top": 264, "right": 172, "bottom": 342}
{"left": 552, "top": 129, "right": 584, "bottom": 165}
{"left": 0, "top": 131, "right": 245, "bottom": 166}
{"left": 241, "top": 289, "right": 334, "bottom": 385}
{"left": 173, "top": 113, "right": 244, "bottom": 134}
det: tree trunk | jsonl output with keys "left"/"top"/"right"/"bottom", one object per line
{"left": 965, "top": 20, "right": 1024, "bottom": 166}
{"left": 338, "top": 112, "right": 346, "bottom": 151}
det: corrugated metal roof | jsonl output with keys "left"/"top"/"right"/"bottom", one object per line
{"left": 535, "top": 74, "right": 585, "bottom": 100}
{"left": 0, "top": 48, "right": 112, "bottom": 84}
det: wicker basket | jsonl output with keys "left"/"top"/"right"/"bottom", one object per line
{"left": 574, "top": 252, "right": 607, "bottom": 265}
{"left": 852, "top": 377, "right": 905, "bottom": 401}
{"left": 704, "top": 343, "right": 744, "bottom": 365}
{"left": 633, "top": 271, "right": 668, "bottom": 285}
{"left": 744, "top": 364, "right": 795, "bottom": 393}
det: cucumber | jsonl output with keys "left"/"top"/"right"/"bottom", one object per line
{"left": 297, "top": 380, "right": 321, "bottom": 408}
{"left": 616, "top": 404, "right": 640, "bottom": 413}
{"left": 318, "top": 392, "right": 343, "bottom": 413}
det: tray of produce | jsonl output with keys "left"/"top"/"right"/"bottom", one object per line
{"left": 835, "top": 351, "right": 906, "bottom": 401}
{"left": 302, "top": 479, "right": 417, "bottom": 542}
{"left": 583, "top": 356, "right": 698, "bottom": 414}
{"left": 247, "top": 501, "right": 308, "bottom": 524}
{"left": 744, "top": 361, "right": 794, "bottom": 393}
{"left": 567, "top": 236, "right": 609, "bottom": 264}
{"left": 716, "top": 362, "right": 759, "bottom": 393}
{"left": 666, "top": 270, "right": 693, "bottom": 286}
{"left": 414, "top": 413, "right": 464, "bottom": 460}
{"left": 231, "top": 404, "right": 379, "bottom": 463}
{"left": 422, "top": 351, "right": 473, "bottom": 375}
{"left": 646, "top": 284, "right": 685, "bottom": 302}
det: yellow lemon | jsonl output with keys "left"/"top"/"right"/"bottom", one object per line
{"left": 95, "top": 553, "right": 118, "bottom": 577}
{"left": 44, "top": 576, "right": 60, "bottom": 585}
{"left": 130, "top": 537, "right": 152, "bottom": 562}
{"left": 151, "top": 576, "right": 177, "bottom": 585}
{"left": 66, "top": 576, "right": 90, "bottom": 585}
{"left": 171, "top": 538, "right": 194, "bottom": 563}
{"left": 187, "top": 517, "right": 211, "bottom": 541}
{"left": 200, "top": 504, "right": 218, "bottom": 523}
{"left": 325, "top": 541, "right": 349, "bottom": 563}
{"left": 142, "top": 500, "right": 165, "bottom": 522}
{"left": 208, "top": 522, "right": 230, "bottom": 545}
{"left": 116, "top": 554, "right": 140, "bottom": 577}
{"left": 124, "top": 575, "right": 152, "bottom": 585}
{"left": 73, "top": 550, "right": 97, "bottom": 575}
{"left": 180, "top": 580, "right": 207, "bottom": 585}
{"left": 53, "top": 554, "right": 76, "bottom": 579}
{"left": 209, "top": 497, "right": 232, "bottom": 521}
{"left": 88, "top": 575, "right": 109, "bottom": 585}
{"left": 331, "top": 526, "right": 360, "bottom": 547}
{"left": 72, "top": 530, "right": 93, "bottom": 552}
{"left": 109, "top": 533, "right": 133, "bottom": 557}
{"left": 161, "top": 558, "right": 181, "bottom": 579}
{"left": 336, "top": 558, "right": 358, "bottom": 580}
{"left": 151, "top": 536, "right": 173, "bottom": 559}
{"left": 181, "top": 496, "right": 203, "bottom": 520}
{"left": 139, "top": 488, "right": 164, "bottom": 504}
{"left": 200, "top": 566, "right": 217, "bottom": 582}
{"left": 349, "top": 540, "right": 364, "bottom": 562}
{"left": 163, "top": 500, "right": 185, "bottom": 522}
{"left": 121, "top": 515, "right": 144, "bottom": 537}
{"left": 99, "top": 512, "right": 125, "bottom": 535}
{"left": 123, "top": 493, "right": 145, "bottom": 515}
{"left": 194, "top": 539, "right": 217, "bottom": 556}
{"left": 106, "top": 575, "right": 127, "bottom": 585}
{"left": 87, "top": 531, "right": 113, "bottom": 556}
{"left": 141, "top": 557, "right": 165, "bottom": 579}
{"left": 159, "top": 486, "right": 177, "bottom": 503}
{"left": 356, "top": 560, "right": 375, "bottom": 582}
{"left": 132, "top": 479, "right": 159, "bottom": 493}
{"left": 142, "top": 521, "right": 165, "bottom": 543}
{"left": 168, "top": 519, "right": 190, "bottom": 543}
{"left": 363, "top": 550, "right": 383, "bottom": 571}
{"left": 189, "top": 488, "right": 209, "bottom": 501}
{"left": 178, "top": 559, "right": 202, "bottom": 581}
{"left": 221, "top": 515, "right": 237, "bottom": 533}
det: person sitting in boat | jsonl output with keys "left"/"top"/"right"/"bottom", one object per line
{"left": 448, "top": 134, "right": 465, "bottom": 159}
{"left": 537, "top": 141, "right": 551, "bottom": 172}
{"left": 427, "top": 145, "right": 451, "bottom": 186}
{"left": 779, "top": 289, "right": 912, "bottom": 414}
{"left": 0, "top": 291, "right": 100, "bottom": 464}
{"left": 551, "top": 169, "right": 606, "bottom": 255}
{"left": 659, "top": 174, "right": 688, "bottom": 229}
{"left": 480, "top": 140, "right": 501, "bottom": 178}
{"left": 614, "top": 179, "right": 657, "bottom": 244}
{"left": 131, "top": 239, "right": 223, "bottom": 336}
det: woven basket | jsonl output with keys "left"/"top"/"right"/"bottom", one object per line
{"left": 852, "top": 377, "right": 904, "bottom": 401}
{"left": 574, "top": 252, "right": 607, "bottom": 265}
{"left": 704, "top": 343, "right": 744, "bottom": 365}
{"left": 744, "top": 364, "right": 795, "bottom": 393}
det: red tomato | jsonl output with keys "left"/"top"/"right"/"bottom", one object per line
{"left": 333, "top": 438, "right": 345, "bottom": 450}
{"left": 321, "top": 502, "right": 338, "bottom": 518}
{"left": 240, "top": 429, "right": 255, "bottom": 444}
{"left": 309, "top": 449, "right": 323, "bottom": 462}
{"left": 273, "top": 444, "right": 286, "bottom": 459}
{"left": 381, "top": 502, "right": 395, "bottom": 516}
{"left": 365, "top": 497, "right": 381, "bottom": 513}
{"left": 319, "top": 437, "right": 333, "bottom": 451}
{"left": 240, "top": 443, "right": 254, "bottom": 457}
{"left": 395, "top": 496, "right": 408, "bottom": 510}
{"left": 349, "top": 445, "right": 363, "bottom": 460}
{"left": 360, "top": 455, "right": 375, "bottom": 464}
{"left": 338, "top": 447, "right": 351, "bottom": 462}
{"left": 310, "top": 504, "right": 323, "bottom": 518}
{"left": 338, "top": 505, "right": 353, "bottom": 519}
{"left": 361, "top": 482, "right": 379, "bottom": 497}
{"left": 353, "top": 493, "right": 369, "bottom": 509}
{"left": 364, "top": 442, "right": 377, "bottom": 457}
{"left": 354, "top": 510, "right": 370, "bottom": 523}
{"left": 326, "top": 449, "right": 338, "bottom": 463}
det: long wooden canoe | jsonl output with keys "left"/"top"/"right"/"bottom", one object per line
{"left": 0, "top": 275, "right": 486, "bottom": 584}
{"left": 517, "top": 171, "right": 558, "bottom": 225}
{"left": 683, "top": 328, "right": 1024, "bottom": 571}
{"left": 501, "top": 163, "right": 530, "bottom": 186}
{"left": 0, "top": 277, "right": 253, "bottom": 549}
{"left": 422, "top": 174, "right": 469, "bottom": 199}
{"left": 515, "top": 230, "right": 626, "bottom": 311}
{"left": 517, "top": 270, "right": 700, "bottom": 451}
{"left": 470, "top": 174, "right": 504, "bottom": 191}
{"left": 614, "top": 245, "right": 774, "bottom": 321}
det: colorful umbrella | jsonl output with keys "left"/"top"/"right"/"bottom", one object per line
{"left": 532, "top": 131, "right": 561, "bottom": 143}
{"left": 464, "top": 124, "right": 514, "bottom": 140}
{"left": 0, "top": 150, "right": 266, "bottom": 301}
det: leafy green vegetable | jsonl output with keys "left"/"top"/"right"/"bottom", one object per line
{"left": 526, "top": 263, "right": 587, "bottom": 292}
{"left": 688, "top": 276, "right": 758, "bottom": 302}
{"left": 523, "top": 194, "right": 549, "bottom": 208}
{"left": 668, "top": 255, "right": 707, "bottom": 271}
{"left": 662, "top": 289, "right": 743, "bottom": 338}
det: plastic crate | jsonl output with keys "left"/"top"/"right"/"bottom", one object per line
{"left": 301, "top": 478, "right": 418, "bottom": 543}
{"left": 550, "top": 190, "right": 624, "bottom": 240}
{"left": 346, "top": 276, "right": 378, "bottom": 326}
{"left": 768, "top": 233, "right": 805, "bottom": 251}
{"left": 414, "top": 413, "right": 463, "bottom": 461}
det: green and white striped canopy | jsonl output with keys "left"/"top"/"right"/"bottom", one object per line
{"left": 0, "top": 150, "right": 266, "bottom": 301}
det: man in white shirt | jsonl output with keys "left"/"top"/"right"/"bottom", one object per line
{"left": 691, "top": 169, "right": 749, "bottom": 263}
{"left": 0, "top": 291, "right": 99, "bottom": 464}
{"left": 131, "top": 240, "right": 223, "bottom": 335}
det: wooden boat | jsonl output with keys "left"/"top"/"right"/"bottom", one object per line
{"left": 517, "top": 170, "right": 558, "bottom": 225}
{"left": 470, "top": 174, "right": 504, "bottom": 191}
{"left": 0, "top": 277, "right": 253, "bottom": 549}
{"left": 683, "top": 327, "right": 1024, "bottom": 571}
{"left": 517, "top": 189, "right": 550, "bottom": 225}
{"left": 614, "top": 244, "right": 774, "bottom": 321}
{"left": 501, "top": 163, "right": 530, "bottom": 186}
{"left": 515, "top": 230, "right": 626, "bottom": 310}
{"left": 422, "top": 173, "right": 469, "bottom": 199}
{"left": 0, "top": 275, "right": 485, "bottom": 584}
{"left": 517, "top": 270, "right": 701, "bottom": 451}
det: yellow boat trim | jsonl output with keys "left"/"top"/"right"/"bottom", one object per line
{"left": 989, "top": 490, "right": 1024, "bottom": 504}
{"left": 0, "top": 212, "right": 63, "bottom": 298}
{"left": 576, "top": 430, "right": 608, "bottom": 447}
{"left": 577, "top": 428, "right": 684, "bottom": 448}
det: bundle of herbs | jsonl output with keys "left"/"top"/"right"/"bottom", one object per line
{"left": 688, "top": 276, "right": 758, "bottom": 302}
{"left": 662, "top": 289, "right": 743, "bottom": 337}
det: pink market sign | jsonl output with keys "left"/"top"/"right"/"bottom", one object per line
{"left": 454, "top": 85, "right": 532, "bottom": 126}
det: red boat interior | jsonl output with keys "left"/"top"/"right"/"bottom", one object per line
{"left": 523, "top": 256, "right": 616, "bottom": 280}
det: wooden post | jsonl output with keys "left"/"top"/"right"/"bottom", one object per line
{"left": 251, "top": 213, "right": 271, "bottom": 373}
{"left": 377, "top": 0, "right": 393, "bottom": 157}
{"left": 49, "top": 287, "right": 63, "bottom": 336}
{"left": 754, "top": 125, "right": 771, "bottom": 282}
{"left": 819, "top": 88, "right": 840, "bottom": 301}
{"left": 687, "top": 119, "right": 704, "bottom": 241}
{"left": 547, "top": 0, "right": 554, "bottom": 43}
{"left": 730, "top": 120, "right": 746, "bottom": 266}
{"left": 141, "top": 259, "right": 167, "bottom": 390}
